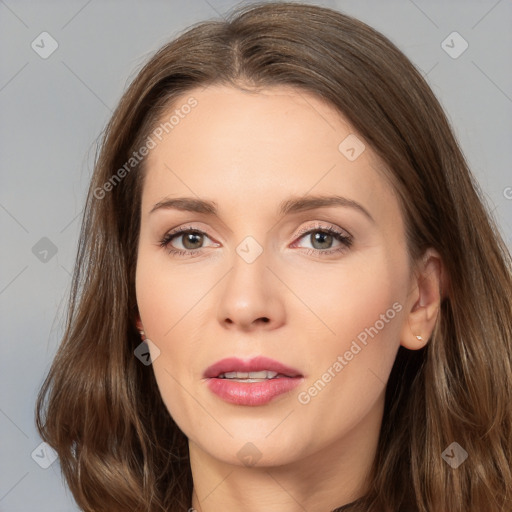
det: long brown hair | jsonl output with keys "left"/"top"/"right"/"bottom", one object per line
{"left": 35, "top": 2, "right": 512, "bottom": 511}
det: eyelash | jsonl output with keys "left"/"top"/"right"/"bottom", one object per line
{"left": 158, "top": 223, "right": 353, "bottom": 258}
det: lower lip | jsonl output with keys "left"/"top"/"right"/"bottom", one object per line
{"left": 206, "top": 377, "right": 302, "bottom": 406}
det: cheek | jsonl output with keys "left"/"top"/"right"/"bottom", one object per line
{"left": 135, "top": 248, "right": 211, "bottom": 342}
{"left": 339, "top": 260, "right": 403, "bottom": 348}
{"left": 291, "top": 247, "right": 405, "bottom": 355}
{"left": 135, "top": 249, "right": 216, "bottom": 432}
{"left": 135, "top": 257, "right": 204, "bottom": 379}
{"left": 290, "top": 248, "right": 407, "bottom": 414}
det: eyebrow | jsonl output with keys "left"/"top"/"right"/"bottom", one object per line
{"left": 149, "top": 194, "right": 374, "bottom": 223}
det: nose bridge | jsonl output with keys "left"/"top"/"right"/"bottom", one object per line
{"left": 216, "top": 229, "right": 285, "bottom": 329}
{"left": 227, "top": 232, "right": 270, "bottom": 297}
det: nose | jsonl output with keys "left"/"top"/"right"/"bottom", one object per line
{"left": 216, "top": 247, "right": 286, "bottom": 331}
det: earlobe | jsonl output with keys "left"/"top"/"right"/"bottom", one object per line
{"left": 400, "top": 248, "right": 444, "bottom": 350}
{"left": 135, "top": 315, "right": 145, "bottom": 337}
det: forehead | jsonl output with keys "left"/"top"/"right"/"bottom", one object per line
{"left": 141, "top": 84, "right": 399, "bottom": 225}
{"left": 148, "top": 84, "right": 355, "bottom": 167}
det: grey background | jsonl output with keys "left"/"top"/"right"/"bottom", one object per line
{"left": 0, "top": 0, "right": 510, "bottom": 510}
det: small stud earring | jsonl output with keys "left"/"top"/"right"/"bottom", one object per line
{"left": 416, "top": 335, "right": 423, "bottom": 341}
{"left": 139, "top": 330, "right": 146, "bottom": 341}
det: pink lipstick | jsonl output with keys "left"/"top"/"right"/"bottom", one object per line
{"left": 203, "top": 356, "right": 303, "bottom": 406}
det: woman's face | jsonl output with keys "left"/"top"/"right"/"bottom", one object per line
{"left": 136, "top": 84, "right": 416, "bottom": 469}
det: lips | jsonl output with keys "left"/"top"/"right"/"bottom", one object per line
{"left": 203, "top": 356, "right": 303, "bottom": 406}
{"left": 203, "top": 356, "right": 302, "bottom": 379}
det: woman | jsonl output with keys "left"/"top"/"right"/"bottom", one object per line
{"left": 35, "top": 2, "right": 512, "bottom": 511}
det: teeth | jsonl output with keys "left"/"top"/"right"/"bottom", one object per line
{"left": 220, "top": 370, "right": 279, "bottom": 380}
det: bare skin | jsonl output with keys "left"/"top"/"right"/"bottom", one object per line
{"left": 135, "top": 84, "right": 443, "bottom": 511}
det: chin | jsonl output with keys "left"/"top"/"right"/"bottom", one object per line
{"left": 190, "top": 426, "right": 312, "bottom": 468}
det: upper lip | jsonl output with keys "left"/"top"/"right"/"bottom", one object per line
{"left": 203, "top": 356, "right": 302, "bottom": 378}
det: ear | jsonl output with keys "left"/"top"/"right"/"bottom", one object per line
{"left": 134, "top": 314, "right": 144, "bottom": 332}
{"left": 400, "top": 248, "right": 444, "bottom": 350}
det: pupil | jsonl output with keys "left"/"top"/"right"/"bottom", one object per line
{"left": 183, "top": 232, "right": 203, "bottom": 249}
{"left": 312, "top": 232, "right": 332, "bottom": 250}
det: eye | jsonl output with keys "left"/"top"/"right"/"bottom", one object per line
{"left": 291, "top": 223, "right": 353, "bottom": 256}
{"left": 159, "top": 222, "right": 353, "bottom": 258}
{"left": 159, "top": 225, "right": 218, "bottom": 257}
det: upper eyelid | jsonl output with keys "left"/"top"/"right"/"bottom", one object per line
{"left": 294, "top": 222, "right": 351, "bottom": 238}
